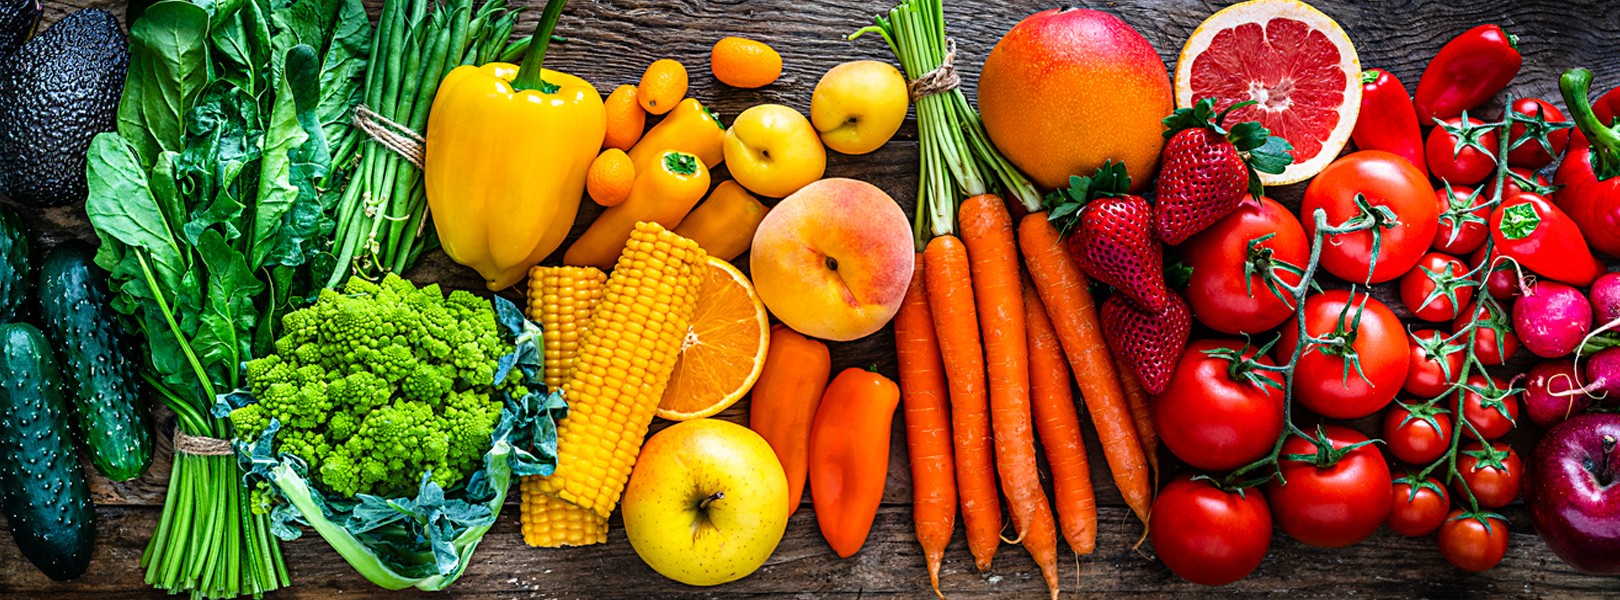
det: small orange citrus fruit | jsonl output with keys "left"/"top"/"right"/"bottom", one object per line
{"left": 638, "top": 59, "right": 688, "bottom": 115}
{"left": 711, "top": 37, "right": 782, "bottom": 88}
{"left": 603, "top": 84, "right": 646, "bottom": 151}
{"left": 585, "top": 149, "right": 635, "bottom": 207}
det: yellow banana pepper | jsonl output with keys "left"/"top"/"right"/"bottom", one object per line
{"left": 626, "top": 97, "right": 726, "bottom": 175}
{"left": 424, "top": 0, "right": 603, "bottom": 290}
{"left": 673, "top": 180, "right": 770, "bottom": 261}
{"left": 564, "top": 151, "right": 710, "bottom": 269}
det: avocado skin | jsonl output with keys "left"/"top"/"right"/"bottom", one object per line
{"left": 0, "top": 0, "right": 40, "bottom": 57}
{"left": 0, "top": 9, "right": 127, "bottom": 207}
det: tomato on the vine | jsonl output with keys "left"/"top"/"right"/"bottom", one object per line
{"left": 1453, "top": 301, "right": 1520, "bottom": 366}
{"left": 1484, "top": 167, "right": 1556, "bottom": 202}
{"left": 1264, "top": 426, "right": 1392, "bottom": 548}
{"left": 1387, "top": 475, "right": 1450, "bottom": 537}
{"left": 1438, "top": 510, "right": 1510, "bottom": 572}
{"left": 1455, "top": 441, "right": 1522, "bottom": 509}
{"left": 1300, "top": 151, "right": 1439, "bottom": 284}
{"left": 1180, "top": 197, "right": 1309, "bottom": 335}
{"left": 1277, "top": 290, "right": 1409, "bottom": 419}
{"left": 1406, "top": 329, "right": 1465, "bottom": 398}
{"left": 1433, "top": 183, "right": 1489, "bottom": 254}
{"left": 1459, "top": 374, "right": 1519, "bottom": 440}
{"left": 1399, "top": 252, "right": 1473, "bottom": 322}
{"left": 1469, "top": 246, "right": 1523, "bottom": 302}
{"left": 1150, "top": 474, "right": 1273, "bottom": 586}
{"left": 1153, "top": 339, "right": 1286, "bottom": 471}
{"left": 1426, "top": 115, "right": 1499, "bottom": 185}
{"left": 1506, "top": 97, "right": 1572, "bottom": 169}
{"left": 1383, "top": 402, "right": 1453, "bottom": 464}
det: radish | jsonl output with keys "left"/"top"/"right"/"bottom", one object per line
{"left": 1590, "top": 272, "right": 1620, "bottom": 323}
{"left": 1523, "top": 359, "right": 1589, "bottom": 427}
{"left": 1514, "top": 280, "right": 1594, "bottom": 358}
{"left": 1556, "top": 347, "right": 1620, "bottom": 401}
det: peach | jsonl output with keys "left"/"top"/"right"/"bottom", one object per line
{"left": 750, "top": 178, "right": 913, "bottom": 341}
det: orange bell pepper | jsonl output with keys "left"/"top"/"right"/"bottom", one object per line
{"left": 673, "top": 180, "right": 770, "bottom": 261}
{"left": 747, "top": 325, "right": 831, "bottom": 516}
{"left": 808, "top": 367, "right": 900, "bottom": 557}
{"left": 626, "top": 97, "right": 725, "bottom": 174}
{"left": 563, "top": 150, "right": 709, "bottom": 269}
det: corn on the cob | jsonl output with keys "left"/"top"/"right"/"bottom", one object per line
{"left": 521, "top": 266, "right": 610, "bottom": 547}
{"left": 537, "top": 222, "right": 707, "bottom": 518}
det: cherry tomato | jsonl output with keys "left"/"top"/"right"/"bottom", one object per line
{"left": 1438, "top": 510, "right": 1510, "bottom": 572}
{"left": 1454, "top": 441, "right": 1522, "bottom": 509}
{"left": 1150, "top": 474, "right": 1273, "bottom": 586}
{"left": 1277, "top": 290, "right": 1409, "bottom": 419}
{"left": 1153, "top": 339, "right": 1286, "bottom": 471}
{"left": 1387, "top": 476, "right": 1450, "bottom": 537}
{"left": 1484, "top": 167, "right": 1555, "bottom": 202}
{"left": 1383, "top": 402, "right": 1454, "bottom": 464}
{"left": 1426, "top": 116, "right": 1499, "bottom": 185}
{"left": 1180, "top": 197, "right": 1310, "bottom": 335}
{"left": 1399, "top": 253, "right": 1473, "bottom": 322}
{"left": 1453, "top": 301, "right": 1519, "bottom": 366}
{"left": 1433, "top": 183, "right": 1489, "bottom": 254}
{"left": 1405, "top": 329, "right": 1466, "bottom": 398}
{"left": 1458, "top": 374, "right": 1519, "bottom": 440}
{"left": 1301, "top": 151, "right": 1440, "bottom": 283}
{"left": 1468, "top": 245, "right": 1523, "bottom": 302}
{"left": 1264, "top": 426, "right": 1392, "bottom": 548}
{"left": 1506, "top": 97, "right": 1572, "bottom": 169}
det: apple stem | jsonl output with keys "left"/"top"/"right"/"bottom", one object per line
{"left": 699, "top": 491, "right": 725, "bottom": 511}
{"left": 1601, "top": 436, "right": 1617, "bottom": 486}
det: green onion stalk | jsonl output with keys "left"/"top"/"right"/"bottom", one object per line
{"left": 853, "top": 0, "right": 1040, "bottom": 247}
{"left": 325, "top": 0, "right": 522, "bottom": 287}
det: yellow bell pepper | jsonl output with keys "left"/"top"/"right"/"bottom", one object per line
{"left": 424, "top": 0, "right": 603, "bottom": 290}
{"left": 626, "top": 97, "right": 725, "bottom": 174}
{"left": 673, "top": 180, "right": 770, "bottom": 261}
{"left": 564, "top": 151, "right": 710, "bottom": 269}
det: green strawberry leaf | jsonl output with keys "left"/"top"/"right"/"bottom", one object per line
{"left": 1045, "top": 162, "right": 1133, "bottom": 236}
{"left": 1162, "top": 98, "right": 1227, "bottom": 137}
{"left": 1247, "top": 135, "right": 1295, "bottom": 174}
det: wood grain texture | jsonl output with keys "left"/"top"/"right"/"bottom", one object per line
{"left": 5, "top": 0, "right": 1620, "bottom": 596}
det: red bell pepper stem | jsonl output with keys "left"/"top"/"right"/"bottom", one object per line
{"left": 1563, "top": 68, "right": 1620, "bottom": 180}
{"left": 511, "top": 0, "right": 567, "bottom": 92}
{"left": 1352, "top": 69, "right": 1427, "bottom": 175}
{"left": 1414, "top": 25, "right": 1521, "bottom": 123}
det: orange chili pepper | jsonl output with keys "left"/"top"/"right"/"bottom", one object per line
{"left": 809, "top": 367, "right": 901, "bottom": 558}
{"left": 748, "top": 325, "right": 831, "bottom": 516}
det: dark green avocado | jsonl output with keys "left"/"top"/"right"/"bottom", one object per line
{"left": 0, "top": 9, "right": 127, "bottom": 207}
{"left": 0, "top": 0, "right": 39, "bottom": 58}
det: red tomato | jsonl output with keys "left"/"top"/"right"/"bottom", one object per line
{"left": 1383, "top": 402, "right": 1454, "bottom": 464}
{"left": 1387, "top": 476, "right": 1450, "bottom": 537}
{"left": 1438, "top": 510, "right": 1510, "bottom": 572}
{"left": 1506, "top": 97, "right": 1572, "bottom": 169}
{"left": 1263, "top": 426, "right": 1392, "bottom": 548}
{"left": 1153, "top": 339, "right": 1286, "bottom": 471}
{"left": 1150, "top": 474, "right": 1273, "bottom": 586}
{"left": 1433, "top": 183, "right": 1489, "bottom": 254}
{"left": 1399, "top": 253, "right": 1473, "bottom": 321}
{"left": 1426, "top": 116, "right": 1499, "bottom": 185}
{"left": 1277, "top": 290, "right": 1409, "bottom": 419}
{"left": 1301, "top": 151, "right": 1439, "bottom": 283}
{"left": 1454, "top": 441, "right": 1522, "bottom": 509}
{"left": 1453, "top": 301, "right": 1519, "bottom": 366}
{"left": 1180, "top": 197, "right": 1310, "bottom": 335}
{"left": 1458, "top": 374, "right": 1519, "bottom": 440}
{"left": 1469, "top": 245, "right": 1524, "bottom": 302}
{"left": 1405, "top": 329, "right": 1465, "bottom": 398}
{"left": 1484, "top": 167, "right": 1555, "bottom": 202}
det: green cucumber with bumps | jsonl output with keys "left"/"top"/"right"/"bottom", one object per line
{"left": 38, "top": 240, "right": 151, "bottom": 480}
{"left": 0, "top": 203, "right": 29, "bottom": 322}
{"left": 0, "top": 322, "right": 94, "bottom": 580}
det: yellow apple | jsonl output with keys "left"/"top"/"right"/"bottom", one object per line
{"left": 622, "top": 419, "right": 790, "bottom": 586}
{"left": 810, "top": 61, "right": 909, "bottom": 155}
{"left": 722, "top": 104, "right": 826, "bottom": 198}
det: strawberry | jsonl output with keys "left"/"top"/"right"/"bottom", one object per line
{"left": 1154, "top": 98, "right": 1295, "bottom": 245}
{"left": 1100, "top": 290, "right": 1191, "bottom": 394}
{"left": 1047, "top": 161, "right": 1171, "bottom": 312}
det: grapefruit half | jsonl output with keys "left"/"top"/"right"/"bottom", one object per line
{"left": 1175, "top": 0, "right": 1360, "bottom": 185}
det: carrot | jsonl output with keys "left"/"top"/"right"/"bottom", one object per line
{"left": 894, "top": 253, "right": 956, "bottom": 598}
{"left": 1006, "top": 494, "right": 1062, "bottom": 600}
{"left": 1023, "top": 276, "right": 1097, "bottom": 555}
{"left": 1017, "top": 213, "right": 1153, "bottom": 524}
{"left": 923, "top": 234, "right": 1001, "bottom": 571}
{"left": 1113, "top": 352, "right": 1160, "bottom": 482}
{"left": 960, "top": 195, "right": 1059, "bottom": 598}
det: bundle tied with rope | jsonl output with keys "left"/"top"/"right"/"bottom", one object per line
{"left": 353, "top": 105, "right": 427, "bottom": 170}
{"left": 907, "top": 38, "right": 960, "bottom": 101}
{"left": 173, "top": 426, "right": 235, "bottom": 456}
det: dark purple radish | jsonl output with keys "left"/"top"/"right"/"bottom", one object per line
{"left": 1558, "top": 347, "right": 1620, "bottom": 402}
{"left": 1515, "top": 280, "right": 1594, "bottom": 358}
{"left": 1590, "top": 272, "right": 1620, "bottom": 324}
{"left": 1524, "top": 359, "right": 1589, "bottom": 427}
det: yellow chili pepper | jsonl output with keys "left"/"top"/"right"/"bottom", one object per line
{"left": 423, "top": 0, "right": 603, "bottom": 290}
{"left": 673, "top": 180, "right": 770, "bottom": 261}
{"left": 626, "top": 97, "right": 725, "bottom": 174}
{"left": 564, "top": 151, "right": 711, "bottom": 269}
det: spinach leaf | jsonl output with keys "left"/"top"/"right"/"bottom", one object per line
{"left": 85, "top": 133, "right": 188, "bottom": 294}
{"left": 316, "top": 0, "right": 369, "bottom": 157}
{"left": 117, "top": 1, "right": 211, "bottom": 168}
{"left": 209, "top": 0, "right": 273, "bottom": 99}
{"left": 250, "top": 44, "right": 318, "bottom": 269}
{"left": 180, "top": 81, "right": 262, "bottom": 244}
{"left": 194, "top": 229, "right": 265, "bottom": 387}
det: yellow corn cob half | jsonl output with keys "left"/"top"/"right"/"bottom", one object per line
{"left": 536, "top": 222, "right": 707, "bottom": 519}
{"left": 521, "top": 266, "right": 610, "bottom": 547}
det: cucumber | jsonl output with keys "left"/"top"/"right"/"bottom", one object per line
{"left": 0, "top": 203, "right": 29, "bottom": 322}
{"left": 0, "top": 322, "right": 94, "bottom": 580}
{"left": 38, "top": 240, "right": 152, "bottom": 481}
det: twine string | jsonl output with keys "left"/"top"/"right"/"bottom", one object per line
{"left": 352, "top": 105, "right": 426, "bottom": 169}
{"left": 908, "top": 39, "right": 961, "bottom": 101}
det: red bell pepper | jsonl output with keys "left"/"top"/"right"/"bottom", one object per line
{"left": 1352, "top": 68, "right": 1427, "bottom": 175}
{"left": 1556, "top": 68, "right": 1620, "bottom": 258}
{"left": 1490, "top": 192, "right": 1605, "bottom": 287}
{"left": 1570, "top": 82, "right": 1620, "bottom": 150}
{"left": 808, "top": 368, "right": 900, "bottom": 558}
{"left": 1413, "top": 25, "right": 1521, "bottom": 123}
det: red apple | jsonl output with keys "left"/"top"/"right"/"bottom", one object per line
{"left": 1525, "top": 413, "right": 1620, "bottom": 574}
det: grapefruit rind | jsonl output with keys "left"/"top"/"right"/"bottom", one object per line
{"left": 656, "top": 256, "right": 771, "bottom": 421}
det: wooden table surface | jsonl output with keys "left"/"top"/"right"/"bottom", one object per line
{"left": 5, "top": 0, "right": 1620, "bottom": 597}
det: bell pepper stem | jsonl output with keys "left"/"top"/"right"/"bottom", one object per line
{"left": 511, "top": 0, "right": 568, "bottom": 92}
{"left": 1562, "top": 68, "right": 1620, "bottom": 179}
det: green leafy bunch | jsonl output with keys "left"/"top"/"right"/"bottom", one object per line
{"left": 229, "top": 274, "right": 526, "bottom": 498}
